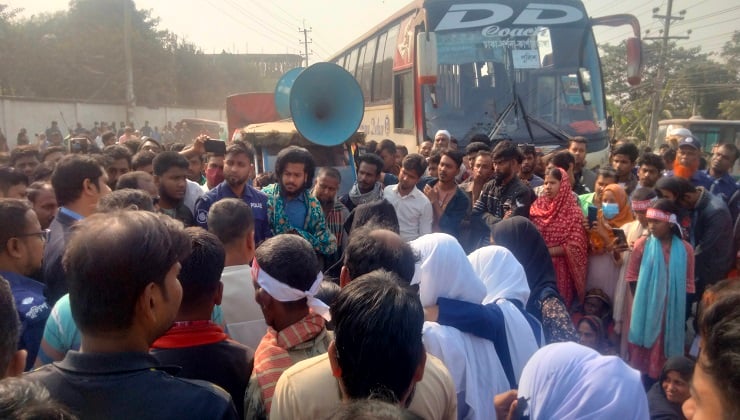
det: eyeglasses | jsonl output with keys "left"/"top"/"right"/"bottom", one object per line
{"left": 17, "top": 229, "right": 50, "bottom": 242}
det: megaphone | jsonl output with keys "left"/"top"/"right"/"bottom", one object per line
{"left": 273, "top": 62, "right": 364, "bottom": 147}
{"left": 274, "top": 67, "right": 303, "bottom": 119}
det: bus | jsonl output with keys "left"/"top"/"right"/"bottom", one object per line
{"left": 327, "top": 0, "right": 642, "bottom": 167}
{"left": 658, "top": 117, "right": 740, "bottom": 154}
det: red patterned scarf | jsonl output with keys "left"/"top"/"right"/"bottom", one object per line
{"left": 530, "top": 168, "right": 589, "bottom": 306}
{"left": 253, "top": 313, "right": 325, "bottom": 413}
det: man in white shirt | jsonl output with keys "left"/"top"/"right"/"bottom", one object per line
{"left": 384, "top": 153, "right": 433, "bottom": 241}
{"left": 207, "top": 198, "right": 265, "bottom": 349}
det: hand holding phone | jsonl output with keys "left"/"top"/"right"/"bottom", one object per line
{"left": 587, "top": 205, "right": 598, "bottom": 227}
{"left": 204, "top": 138, "right": 226, "bottom": 154}
{"left": 612, "top": 228, "right": 627, "bottom": 244}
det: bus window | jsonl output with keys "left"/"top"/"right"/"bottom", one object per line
{"left": 394, "top": 71, "right": 414, "bottom": 131}
{"left": 356, "top": 44, "right": 367, "bottom": 80}
{"left": 373, "top": 24, "right": 400, "bottom": 102}
{"left": 358, "top": 37, "right": 378, "bottom": 100}
{"left": 346, "top": 48, "right": 360, "bottom": 76}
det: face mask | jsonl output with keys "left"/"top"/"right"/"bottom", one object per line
{"left": 602, "top": 202, "right": 620, "bottom": 220}
{"left": 206, "top": 168, "right": 224, "bottom": 187}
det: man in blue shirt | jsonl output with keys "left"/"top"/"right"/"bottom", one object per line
{"left": 0, "top": 199, "right": 50, "bottom": 371}
{"left": 194, "top": 142, "right": 271, "bottom": 245}
{"left": 705, "top": 143, "right": 739, "bottom": 215}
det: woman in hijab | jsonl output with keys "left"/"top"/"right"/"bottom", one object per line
{"left": 410, "top": 233, "right": 509, "bottom": 420}
{"left": 491, "top": 216, "right": 578, "bottom": 343}
{"left": 647, "top": 356, "right": 694, "bottom": 420}
{"left": 530, "top": 167, "right": 588, "bottom": 309}
{"left": 587, "top": 183, "right": 634, "bottom": 302}
{"left": 512, "top": 342, "right": 649, "bottom": 419}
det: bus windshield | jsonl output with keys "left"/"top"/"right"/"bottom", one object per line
{"left": 423, "top": 24, "right": 606, "bottom": 146}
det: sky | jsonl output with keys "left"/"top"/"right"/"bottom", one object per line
{"left": 7, "top": 0, "right": 738, "bottom": 61}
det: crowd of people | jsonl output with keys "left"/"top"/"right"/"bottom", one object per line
{"left": 0, "top": 123, "right": 738, "bottom": 420}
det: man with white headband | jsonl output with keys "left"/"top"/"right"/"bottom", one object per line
{"left": 244, "top": 234, "right": 332, "bottom": 420}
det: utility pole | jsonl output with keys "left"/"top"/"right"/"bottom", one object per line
{"left": 299, "top": 22, "right": 312, "bottom": 67}
{"left": 123, "top": 0, "right": 135, "bottom": 126}
{"left": 644, "top": 0, "right": 689, "bottom": 146}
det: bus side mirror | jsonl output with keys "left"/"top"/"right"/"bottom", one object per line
{"left": 577, "top": 68, "right": 592, "bottom": 105}
{"left": 626, "top": 37, "right": 642, "bottom": 86}
{"left": 417, "top": 32, "right": 438, "bottom": 85}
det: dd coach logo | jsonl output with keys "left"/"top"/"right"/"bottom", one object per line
{"left": 435, "top": 3, "right": 584, "bottom": 31}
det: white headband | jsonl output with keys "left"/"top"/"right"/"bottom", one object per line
{"left": 435, "top": 129, "right": 451, "bottom": 140}
{"left": 251, "top": 258, "right": 331, "bottom": 321}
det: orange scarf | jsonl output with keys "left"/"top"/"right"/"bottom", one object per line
{"left": 253, "top": 313, "right": 325, "bottom": 413}
{"left": 590, "top": 184, "right": 634, "bottom": 252}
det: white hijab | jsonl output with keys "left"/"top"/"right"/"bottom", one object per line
{"left": 468, "top": 246, "right": 541, "bottom": 384}
{"left": 518, "top": 342, "right": 649, "bottom": 420}
{"left": 410, "top": 233, "right": 508, "bottom": 420}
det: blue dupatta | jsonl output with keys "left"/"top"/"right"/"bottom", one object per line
{"left": 629, "top": 235, "right": 687, "bottom": 358}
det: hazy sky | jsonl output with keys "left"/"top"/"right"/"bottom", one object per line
{"left": 8, "top": 0, "right": 738, "bottom": 61}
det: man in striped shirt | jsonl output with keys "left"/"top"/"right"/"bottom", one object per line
{"left": 312, "top": 167, "right": 349, "bottom": 275}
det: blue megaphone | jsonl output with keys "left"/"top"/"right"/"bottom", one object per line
{"left": 274, "top": 63, "right": 364, "bottom": 147}
{"left": 274, "top": 67, "right": 304, "bottom": 119}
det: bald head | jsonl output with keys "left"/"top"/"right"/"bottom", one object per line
{"left": 341, "top": 227, "right": 417, "bottom": 287}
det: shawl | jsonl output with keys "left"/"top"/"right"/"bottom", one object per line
{"left": 468, "top": 246, "right": 542, "bottom": 385}
{"left": 518, "top": 342, "right": 649, "bottom": 419}
{"left": 262, "top": 183, "right": 337, "bottom": 255}
{"left": 252, "top": 313, "right": 325, "bottom": 413}
{"left": 491, "top": 216, "right": 559, "bottom": 314}
{"left": 591, "top": 184, "right": 635, "bottom": 252}
{"left": 529, "top": 168, "right": 589, "bottom": 303}
{"left": 348, "top": 181, "right": 384, "bottom": 206}
{"left": 629, "top": 235, "right": 687, "bottom": 358}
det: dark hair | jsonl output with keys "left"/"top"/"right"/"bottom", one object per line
{"left": 0, "top": 377, "right": 78, "bottom": 419}
{"left": 612, "top": 143, "right": 640, "bottom": 163}
{"left": 26, "top": 181, "right": 53, "bottom": 204}
{"left": 30, "top": 162, "right": 54, "bottom": 183}
{"left": 491, "top": 140, "right": 523, "bottom": 164}
{"left": 464, "top": 142, "right": 491, "bottom": 156}
{"left": 226, "top": 141, "right": 256, "bottom": 162}
{"left": 649, "top": 198, "right": 683, "bottom": 237}
{"left": 377, "top": 139, "right": 397, "bottom": 155}
{"left": 208, "top": 198, "right": 254, "bottom": 245}
{"left": 0, "top": 167, "right": 28, "bottom": 195}
{"left": 101, "top": 131, "right": 117, "bottom": 144}
{"left": 550, "top": 150, "right": 575, "bottom": 171}
{"left": 698, "top": 291, "right": 740, "bottom": 417}
{"left": 63, "top": 211, "right": 191, "bottom": 334}
{"left": 103, "top": 145, "right": 132, "bottom": 167}
{"left": 349, "top": 199, "right": 400, "bottom": 234}
{"left": 655, "top": 176, "right": 696, "bottom": 200}
{"left": 637, "top": 152, "right": 665, "bottom": 172}
{"left": 517, "top": 143, "right": 536, "bottom": 157}
{"left": 596, "top": 167, "right": 617, "bottom": 180}
{"left": 115, "top": 171, "right": 152, "bottom": 190}
{"left": 255, "top": 234, "right": 319, "bottom": 293}
{"left": 167, "top": 142, "right": 187, "bottom": 152}
{"left": 51, "top": 155, "right": 104, "bottom": 206}
{"left": 275, "top": 146, "right": 316, "bottom": 189}
{"left": 365, "top": 140, "right": 378, "bottom": 154}
{"left": 401, "top": 153, "right": 427, "bottom": 177}
{"left": 0, "top": 199, "right": 33, "bottom": 254}
{"left": 546, "top": 167, "right": 563, "bottom": 181}
{"left": 427, "top": 151, "right": 442, "bottom": 165}
{"left": 9, "top": 146, "right": 40, "bottom": 167}
{"left": 568, "top": 136, "right": 588, "bottom": 147}
{"left": 41, "top": 146, "right": 66, "bottom": 162}
{"left": 631, "top": 187, "right": 657, "bottom": 202}
{"left": 356, "top": 153, "right": 385, "bottom": 176}
{"left": 440, "top": 149, "right": 464, "bottom": 169}
{"left": 343, "top": 227, "right": 418, "bottom": 285}
{"left": 397, "top": 145, "right": 409, "bottom": 157}
{"left": 96, "top": 189, "right": 154, "bottom": 212}
{"left": 315, "top": 281, "right": 341, "bottom": 315}
{"left": 131, "top": 150, "right": 156, "bottom": 171}
{"left": 718, "top": 143, "right": 739, "bottom": 163}
{"left": 317, "top": 166, "right": 341, "bottom": 182}
{"left": 331, "top": 271, "right": 424, "bottom": 402}
{"left": 179, "top": 228, "right": 225, "bottom": 311}
{"left": 662, "top": 148, "right": 676, "bottom": 163}
{"left": 254, "top": 171, "right": 276, "bottom": 189}
{"left": 0, "top": 277, "right": 20, "bottom": 376}
{"left": 153, "top": 151, "right": 189, "bottom": 176}
{"left": 122, "top": 139, "right": 142, "bottom": 156}
{"left": 326, "top": 399, "right": 422, "bottom": 420}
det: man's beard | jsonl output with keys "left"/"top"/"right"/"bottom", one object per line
{"left": 673, "top": 158, "right": 698, "bottom": 179}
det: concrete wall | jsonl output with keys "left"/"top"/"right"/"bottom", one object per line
{"left": 0, "top": 97, "right": 225, "bottom": 147}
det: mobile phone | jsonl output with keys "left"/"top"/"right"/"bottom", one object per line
{"left": 587, "top": 205, "right": 598, "bottom": 225}
{"left": 612, "top": 228, "right": 627, "bottom": 244}
{"left": 204, "top": 138, "right": 226, "bottom": 154}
